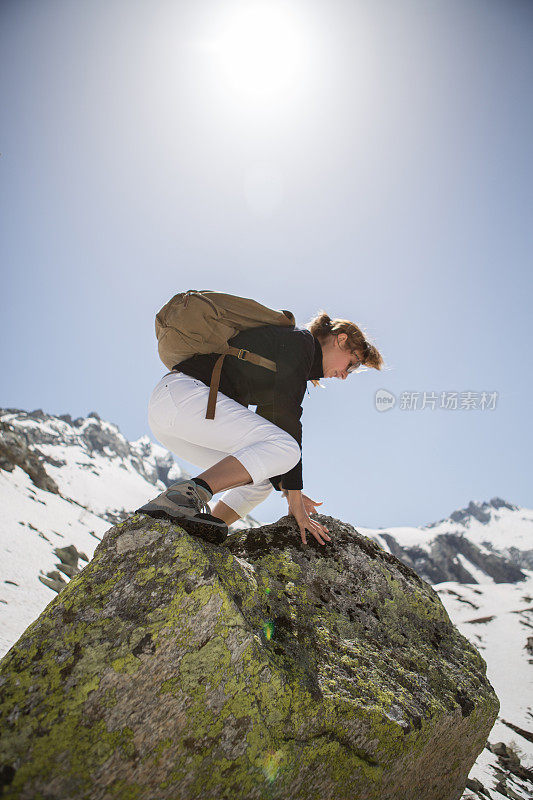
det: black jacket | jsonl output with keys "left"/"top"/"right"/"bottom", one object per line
{"left": 174, "top": 325, "right": 324, "bottom": 491}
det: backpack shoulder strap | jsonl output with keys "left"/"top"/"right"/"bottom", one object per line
{"left": 205, "top": 346, "right": 277, "bottom": 419}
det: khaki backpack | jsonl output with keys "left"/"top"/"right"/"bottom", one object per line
{"left": 155, "top": 290, "right": 295, "bottom": 419}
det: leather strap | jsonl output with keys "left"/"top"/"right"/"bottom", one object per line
{"left": 206, "top": 354, "right": 226, "bottom": 419}
{"left": 162, "top": 348, "right": 278, "bottom": 420}
{"left": 206, "top": 347, "right": 277, "bottom": 420}
{"left": 225, "top": 346, "right": 277, "bottom": 372}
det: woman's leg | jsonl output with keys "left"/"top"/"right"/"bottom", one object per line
{"left": 215, "top": 481, "right": 274, "bottom": 520}
{"left": 147, "top": 431, "right": 274, "bottom": 522}
{"left": 210, "top": 501, "right": 241, "bottom": 526}
{"left": 147, "top": 378, "right": 277, "bottom": 521}
{"left": 148, "top": 372, "right": 301, "bottom": 489}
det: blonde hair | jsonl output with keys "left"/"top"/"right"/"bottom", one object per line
{"left": 304, "top": 310, "right": 384, "bottom": 387}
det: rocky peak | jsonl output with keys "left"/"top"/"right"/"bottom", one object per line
{"left": 382, "top": 493, "right": 532, "bottom": 584}
{"left": 426, "top": 497, "right": 520, "bottom": 529}
{"left": 0, "top": 407, "right": 179, "bottom": 492}
{"left": 0, "top": 418, "right": 59, "bottom": 494}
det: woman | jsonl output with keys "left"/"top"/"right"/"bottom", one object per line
{"left": 136, "top": 310, "right": 384, "bottom": 546}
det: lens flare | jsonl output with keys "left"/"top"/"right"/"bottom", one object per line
{"left": 261, "top": 748, "right": 285, "bottom": 783}
{"left": 263, "top": 620, "right": 274, "bottom": 640}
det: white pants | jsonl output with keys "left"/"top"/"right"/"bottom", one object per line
{"left": 147, "top": 371, "right": 301, "bottom": 518}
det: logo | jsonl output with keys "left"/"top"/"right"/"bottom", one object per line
{"left": 375, "top": 389, "right": 396, "bottom": 412}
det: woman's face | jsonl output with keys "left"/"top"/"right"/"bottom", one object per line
{"left": 321, "top": 333, "right": 363, "bottom": 380}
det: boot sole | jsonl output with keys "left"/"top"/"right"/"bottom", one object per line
{"left": 135, "top": 505, "right": 228, "bottom": 545}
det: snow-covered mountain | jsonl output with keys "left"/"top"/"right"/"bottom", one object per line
{"left": 431, "top": 575, "right": 533, "bottom": 798}
{"left": 0, "top": 407, "right": 262, "bottom": 658}
{"left": 1, "top": 407, "right": 532, "bottom": 798}
{"left": 358, "top": 497, "right": 533, "bottom": 585}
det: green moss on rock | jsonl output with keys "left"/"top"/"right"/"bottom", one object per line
{"left": 0, "top": 513, "right": 499, "bottom": 800}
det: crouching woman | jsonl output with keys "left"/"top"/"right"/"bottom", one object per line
{"left": 136, "top": 310, "right": 384, "bottom": 545}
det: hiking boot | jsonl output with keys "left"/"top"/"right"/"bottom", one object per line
{"left": 135, "top": 478, "right": 228, "bottom": 545}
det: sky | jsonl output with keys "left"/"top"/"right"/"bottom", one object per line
{"left": 1, "top": 0, "right": 532, "bottom": 529}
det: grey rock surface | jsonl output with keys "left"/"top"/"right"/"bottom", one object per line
{"left": 0, "top": 512, "right": 499, "bottom": 800}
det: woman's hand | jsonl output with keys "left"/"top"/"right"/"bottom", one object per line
{"left": 282, "top": 490, "right": 324, "bottom": 517}
{"left": 301, "top": 493, "right": 323, "bottom": 516}
{"left": 285, "top": 490, "right": 331, "bottom": 546}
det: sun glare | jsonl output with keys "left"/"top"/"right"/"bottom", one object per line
{"left": 205, "top": 3, "right": 310, "bottom": 101}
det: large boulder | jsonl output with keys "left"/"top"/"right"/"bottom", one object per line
{"left": 0, "top": 513, "right": 499, "bottom": 800}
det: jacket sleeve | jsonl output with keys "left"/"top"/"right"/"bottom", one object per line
{"left": 255, "top": 329, "right": 314, "bottom": 491}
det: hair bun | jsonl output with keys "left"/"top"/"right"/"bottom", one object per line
{"left": 304, "top": 308, "right": 384, "bottom": 372}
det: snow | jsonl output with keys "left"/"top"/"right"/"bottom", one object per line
{"left": 435, "top": 571, "right": 533, "bottom": 795}
{"left": 358, "top": 505, "right": 533, "bottom": 567}
{"left": 0, "top": 466, "right": 109, "bottom": 657}
{"left": 37, "top": 442, "right": 165, "bottom": 518}
{"left": 430, "top": 506, "right": 533, "bottom": 553}
{"left": 356, "top": 524, "right": 437, "bottom": 553}
{"left": 455, "top": 552, "right": 497, "bottom": 584}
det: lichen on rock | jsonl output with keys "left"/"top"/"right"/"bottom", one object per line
{"left": 0, "top": 513, "right": 499, "bottom": 800}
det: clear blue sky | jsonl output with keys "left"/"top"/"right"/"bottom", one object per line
{"left": 2, "top": 0, "right": 532, "bottom": 529}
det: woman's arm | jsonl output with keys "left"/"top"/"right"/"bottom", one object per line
{"left": 284, "top": 489, "right": 330, "bottom": 546}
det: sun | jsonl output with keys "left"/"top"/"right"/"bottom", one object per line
{"left": 204, "top": 2, "right": 310, "bottom": 101}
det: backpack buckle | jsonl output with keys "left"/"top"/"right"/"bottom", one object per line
{"left": 237, "top": 349, "right": 248, "bottom": 360}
